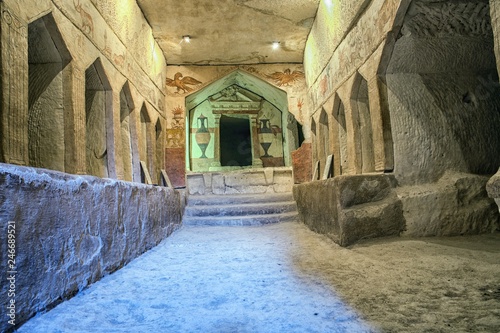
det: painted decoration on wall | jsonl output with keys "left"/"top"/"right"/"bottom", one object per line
{"left": 166, "top": 129, "right": 184, "bottom": 148}
{"left": 266, "top": 68, "right": 304, "bottom": 87}
{"left": 297, "top": 98, "right": 304, "bottom": 113}
{"left": 166, "top": 72, "right": 202, "bottom": 94}
{"left": 195, "top": 114, "right": 211, "bottom": 158}
{"left": 74, "top": 0, "right": 94, "bottom": 37}
{"left": 171, "top": 105, "right": 184, "bottom": 129}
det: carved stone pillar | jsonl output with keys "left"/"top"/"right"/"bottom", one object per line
{"left": 64, "top": 64, "right": 86, "bottom": 174}
{"left": 0, "top": 5, "right": 28, "bottom": 165}
{"left": 250, "top": 114, "right": 263, "bottom": 167}
{"left": 211, "top": 113, "right": 221, "bottom": 168}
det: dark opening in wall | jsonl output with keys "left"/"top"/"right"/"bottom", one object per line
{"left": 334, "top": 96, "right": 348, "bottom": 175}
{"left": 220, "top": 115, "right": 252, "bottom": 167}
{"left": 155, "top": 119, "right": 163, "bottom": 181}
{"left": 85, "top": 59, "right": 111, "bottom": 178}
{"left": 28, "top": 14, "right": 71, "bottom": 172}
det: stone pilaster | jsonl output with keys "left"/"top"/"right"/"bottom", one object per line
{"left": 210, "top": 113, "right": 221, "bottom": 168}
{"left": 64, "top": 64, "right": 86, "bottom": 174}
{"left": 250, "top": 114, "right": 263, "bottom": 168}
{"left": 109, "top": 90, "right": 121, "bottom": 180}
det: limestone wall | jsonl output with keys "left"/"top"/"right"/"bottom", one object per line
{"left": 300, "top": 0, "right": 500, "bottom": 240}
{"left": 387, "top": 0, "right": 500, "bottom": 185}
{"left": 0, "top": 163, "right": 183, "bottom": 331}
{"left": 1, "top": 0, "right": 166, "bottom": 183}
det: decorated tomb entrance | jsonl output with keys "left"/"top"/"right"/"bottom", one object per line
{"left": 185, "top": 70, "right": 298, "bottom": 173}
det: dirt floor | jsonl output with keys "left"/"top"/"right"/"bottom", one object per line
{"left": 17, "top": 222, "right": 500, "bottom": 332}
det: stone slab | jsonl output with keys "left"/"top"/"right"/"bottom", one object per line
{"left": 0, "top": 163, "right": 183, "bottom": 330}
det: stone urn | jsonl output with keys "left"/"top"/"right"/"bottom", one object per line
{"left": 195, "top": 114, "right": 210, "bottom": 158}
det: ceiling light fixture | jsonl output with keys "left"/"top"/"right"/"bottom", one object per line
{"left": 182, "top": 35, "right": 191, "bottom": 43}
{"left": 272, "top": 41, "right": 280, "bottom": 50}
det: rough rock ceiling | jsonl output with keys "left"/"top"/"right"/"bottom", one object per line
{"left": 136, "top": 0, "right": 320, "bottom": 65}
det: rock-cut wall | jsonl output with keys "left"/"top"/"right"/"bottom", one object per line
{"left": 0, "top": 163, "right": 183, "bottom": 331}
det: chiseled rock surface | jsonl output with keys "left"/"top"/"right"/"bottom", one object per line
{"left": 293, "top": 174, "right": 405, "bottom": 247}
{"left": 398, "top": 172, "right": 499, "bottom": 237}
{"left": 186, "top": 167, "right": 294, "bottom": 195}
{"left": 0, "top": 163, "right": 182, "bottom": 331}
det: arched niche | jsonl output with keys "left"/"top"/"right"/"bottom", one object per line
{"left": 119, "top": 82, "right": 136, "bottom": 181}
{"left": 28, "top": 13, "right": 71, "bottom": 171}
{"left": 139, "top": 103, "right": 151, "bottom": 183}
{"left": 332, "top": 94, "right": 348, "bottom": 175}
{"left": 185, "top": 70, "right": 298, "bottom": 172}
{"left": 311, "top": 117, "right": 317, "bottom": 166}
{"left": 351, "top": 73, "right": 375, "bottom": 173}
{"left": 318, "top": 108, "right": 330, "bottom": 177}
{"left": 85, "top": 58, "right": 112, "bottom": 178}
{"left": 155, "top": 118, "right": 164, "bottom": 181}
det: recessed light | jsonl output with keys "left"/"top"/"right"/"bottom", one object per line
{"left": 182, "top": 35, "right": 191, "bottom": 43}
{"left": 272, "top": 41, "right": 280, "bottom": 50}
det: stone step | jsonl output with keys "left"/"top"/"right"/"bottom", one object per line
{"left": 184, "top": 201, "right": 297, "bottom": 217}
{"left": 187, "top": 192, "right": 294, "bottom": 206}
{"left": 183, "top": 211, "right": 299, "bottom": 226}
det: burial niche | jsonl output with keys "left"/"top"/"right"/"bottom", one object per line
{"left": 139, "top": 104, "right": 151, "bottom": 183}
{"left": 85, "top": 59, "right": 111, "bottom": 178}
{"left": 119, "top": 82, "right": 135, "bottom": 181}
{"left": 155, "top": 118, "right": 163, "bottom": 181}
{"left": 318, "top": 108, "right": 330, "bottom": 176}
{"left": 352, "top": 74, "right": 375, "bottom": 173}
{"left": 28, "top": 14, "right": 71, "bottom": 171}
{"left": 334, "top": 96, "right": 348, "bottom": 175}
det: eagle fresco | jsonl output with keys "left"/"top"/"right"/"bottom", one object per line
{"left": 166, "top": 72, "right": 202, "bottom": 94}
{"left": 266, "top": 68, "right": 304, "bottom": 87}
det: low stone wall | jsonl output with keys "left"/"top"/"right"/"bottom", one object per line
{"left": 399, "top": 172, "right": 499, "bottom": 237}
{"left": 187, "top": 167, "right": 294, "bottom": 195}
{"left": 0, "top": 163, "right": 183, "bottom": 331}
{"left": 293, "top": 174, "right": 405, "bottom": 246}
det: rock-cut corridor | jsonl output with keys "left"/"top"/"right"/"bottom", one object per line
{"left": 17, "top": 222, "right": 500, "bottom": 333}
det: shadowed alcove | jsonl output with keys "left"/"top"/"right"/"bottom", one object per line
{"left": 28, "top": 13, "right": 71, "bottom": 172}
{"left": 85, "top": 58, "right": 112, "bottom": 178}
{"left": 220, "top": 115, "right": 252, "bottom": 167}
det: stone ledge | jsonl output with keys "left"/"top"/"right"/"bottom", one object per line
{"left": 293, "top": 174, "right": 405, "bottom": 247}
{"left": 0, "top": 163, "right": 183, "bottom": 331}
{"left": 399, "top": 172, "right": 499, "bottom": 237}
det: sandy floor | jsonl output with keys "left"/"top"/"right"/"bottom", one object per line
{"left": 17, "top": 222, "right": 500, "bottom": 333}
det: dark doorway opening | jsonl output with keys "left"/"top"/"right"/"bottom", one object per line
{"left": 220, "top": 115, "right": 252, "bottom": 167}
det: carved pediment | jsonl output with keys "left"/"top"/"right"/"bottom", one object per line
{"left": 209, "top": 85, "right": 263, "bottom": 110}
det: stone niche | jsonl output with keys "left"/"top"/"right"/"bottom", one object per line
{"left": 293, "top": 174, "right": 405, "bottom": 247}
{"left": 0, "top": 163, "right": 183, "bottom": 331}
